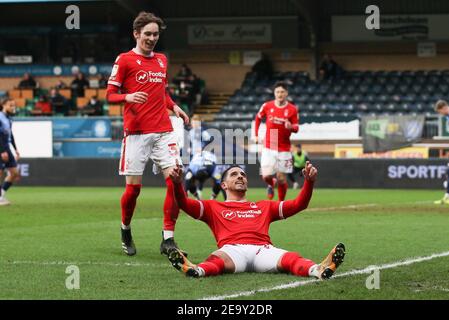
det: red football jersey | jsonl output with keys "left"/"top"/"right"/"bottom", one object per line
{"left": 108, "top": 49, "right": 175, "bottom": 134}
{"left": 256, "top": 101, "right": 299, "bottom": 152}
{"left": 197, "top": 199, "right": 284, "bottom": 248}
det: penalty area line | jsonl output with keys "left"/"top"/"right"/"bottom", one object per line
{"left": 199, "top": 250, "right": 449, "bottom": 300}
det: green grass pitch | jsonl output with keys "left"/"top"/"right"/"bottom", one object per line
{"left": 0, "top": 186, "right": 448, "bottom": 300}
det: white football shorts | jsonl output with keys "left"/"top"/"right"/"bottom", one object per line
{"left": 260, "top": 148, "right": 293, "bottom": 176}
{"left": 218, "top": 244, "right": 288, "bottom": 273}
{"left": 119, "top": 131, "right": 182, "bottom": 176}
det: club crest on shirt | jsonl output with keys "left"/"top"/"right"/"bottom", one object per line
{"left": 157, "top": 58, "right": 165, "bottom": 68}
{"left": 284, "top": 109, "right": 289, "bottom": 117}
{"left": 136, "top": 59, "right": 142, "bottom": 65}
{"left": 250, "top": 202, "right": 258, "bottom": 209}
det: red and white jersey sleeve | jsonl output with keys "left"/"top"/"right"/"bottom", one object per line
{"left": 262, "top": 100, "right": 298, "bottom": 152}
{"left": 108, "top": 50, "right": 174, "bottom": 135}
{"left": 195, "top": 199, "right": 285, "bottom": 248}
{"left": 256, "top": 103, "right": 267, "bottom": 120}
{"left": 108, "top": 54, "right": 127, "bottom": 88}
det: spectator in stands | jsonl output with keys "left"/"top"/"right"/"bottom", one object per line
{"left": 319, "top": 54, "right": 343, "bottom": 80}
{"left": 71, "top": 72, "right": 89, "bottom": 98}
{"left": 252, "top": 53, "right": 274, "bottom": 81}
{"left": 172, "top": 65, "right": 205, "bottom": 113}
{"left": 98, "top": 74, "right": 108, "bottom": 88}
{"left": 81, "top": 95, "right": 104, "bottom": 116}
{"left": 55, "top": 79, "right": 68, "bottom": 90}
{"left": 18, "top": 72, "right": 38, "bottom": 90}
{"left": 174, "top": 64, "right": 193, "bottom": 83}
{"left": 32, "top": 94, "right": 52, "bottom": 116}
{"left": 49, "top": 88, "right": 69, "bottom": 116}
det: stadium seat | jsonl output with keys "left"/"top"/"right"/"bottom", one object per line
{"left": 108, "top": 104, "right": 123, "bottom": 116}
{"left": 384, "top": 84, "right": 396, "bottom": 94}
{"left": 15, "top": 98, "right": 26, "bottom": 108}
{"left": 97, "top": 89, "right": 107, "bottom": 100}
{"left": 84, "top": 89, "right": 97, "bottom": 100}
{"left": 8, "top": 89, "right": 21, "bottom": 99}
{"left": 76, "top": 97, "right": 89, "bottom": 108}
{"left": 59, "top": 89, "right": 71, "bottom": 99}
{"left": 21, "top": 89, "right": 34, "bottom": 99}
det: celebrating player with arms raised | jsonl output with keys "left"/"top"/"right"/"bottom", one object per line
{"left": 167, "top": 162, "right": 345, "bottom": 280}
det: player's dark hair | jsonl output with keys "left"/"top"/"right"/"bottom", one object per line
{"left": 0, "top": 97, "right": 13, "bottom": 111}
{"left": 221, "top": 165, "right": 244, "bottom": 183}
{"left": 133, "top": 11, "right": 166, "bottom": 33}
{"left": 273, "top": 81, "right": 288, "bottom": 92}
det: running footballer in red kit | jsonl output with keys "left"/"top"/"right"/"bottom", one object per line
{"left": 166, "top": 162, "right": 346, "bottom": 279}
{"left": 106, "top": 11, "right": 189, "bottom": 257}
{"left": 254, "top": 81, "right": 299, "bottom": 201}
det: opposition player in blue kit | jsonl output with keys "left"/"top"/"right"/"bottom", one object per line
{"left": 0, "top": 98, "right": 21, "bottom": 206}
{"left": 185, "top": 151, "right": 225, "bottom": 200}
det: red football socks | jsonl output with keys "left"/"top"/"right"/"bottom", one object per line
{"left": 121, "top": 184, "right": 141, "bottom": 226}
{"left": 278, "top": 182, "right": 288, "bottom": 201}
{"left": 163, "top": 177, "right": 179, "bottom": 232}
{"left": 280, "top": 252, "right": 316, "bottom": 277}
{"left": 198, "top": 255, "right": 225, "bottom": 276}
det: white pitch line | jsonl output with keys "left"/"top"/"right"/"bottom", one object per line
{"left": 200, "top": 250, "right": 449, "bottom": 300}
{"left": 4, "top": 260, "right": 168, "bottom": 268}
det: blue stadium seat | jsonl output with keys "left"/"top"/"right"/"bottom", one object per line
{"left": 410, "top": 84, "right": 422, "bottom": 94}
{"left": 350, "top": 94, "right": 363, "bottom": 104}
{"left": 341, "top": 104, "right": 355, "bottom": 113}
{"left": 331, "top": 84, "right": 343, "bottom": 94}
{"left": 358, "top": 85, "right": 370, "bottom": 94}
{"left": 324, "top": 93, "right": 337, "bottom": 103}
{"left": 305, "top": 103, "right": 319, "bottom": 112}
{"left": 424, "top": 84, "right": 436, "bottom": 94}
{"left": 363, "top": 94, "right": 375, "bottom": 103}
{"left": 356, "top": 103, "right": 370, "bottom": 112}
{"left": 342, "top": 85, "right": 356, "bottom": 95}
{"left": 384, "top": 84, "right": 396, "bottom": 94}
{"left": 397, "top": 84, "right": 409, "bottom": 94}
{"left": 310, "top": 94, "right": 323, "bottom": 103}
{"left": 410, "top": 103, "right": 424, "bottom": 113}
{"left": 296, "top": 94, "right": 309, "bottom": 103}
{"left": 336, "top": 94, "right": 349, "bottom": 103}
{"left": 376, "top": 94, "right": 390, "bottom": 103}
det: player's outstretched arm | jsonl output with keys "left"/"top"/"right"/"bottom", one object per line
{"left": 169, "top": 163, "right": 203, "bottom": 219}
{"left": 281, "top": 161, "right": 316, "bottom": 218}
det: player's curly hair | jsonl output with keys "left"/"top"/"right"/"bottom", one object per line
{"left": 133, "top": 11, "right": 166, "bottom": 33}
